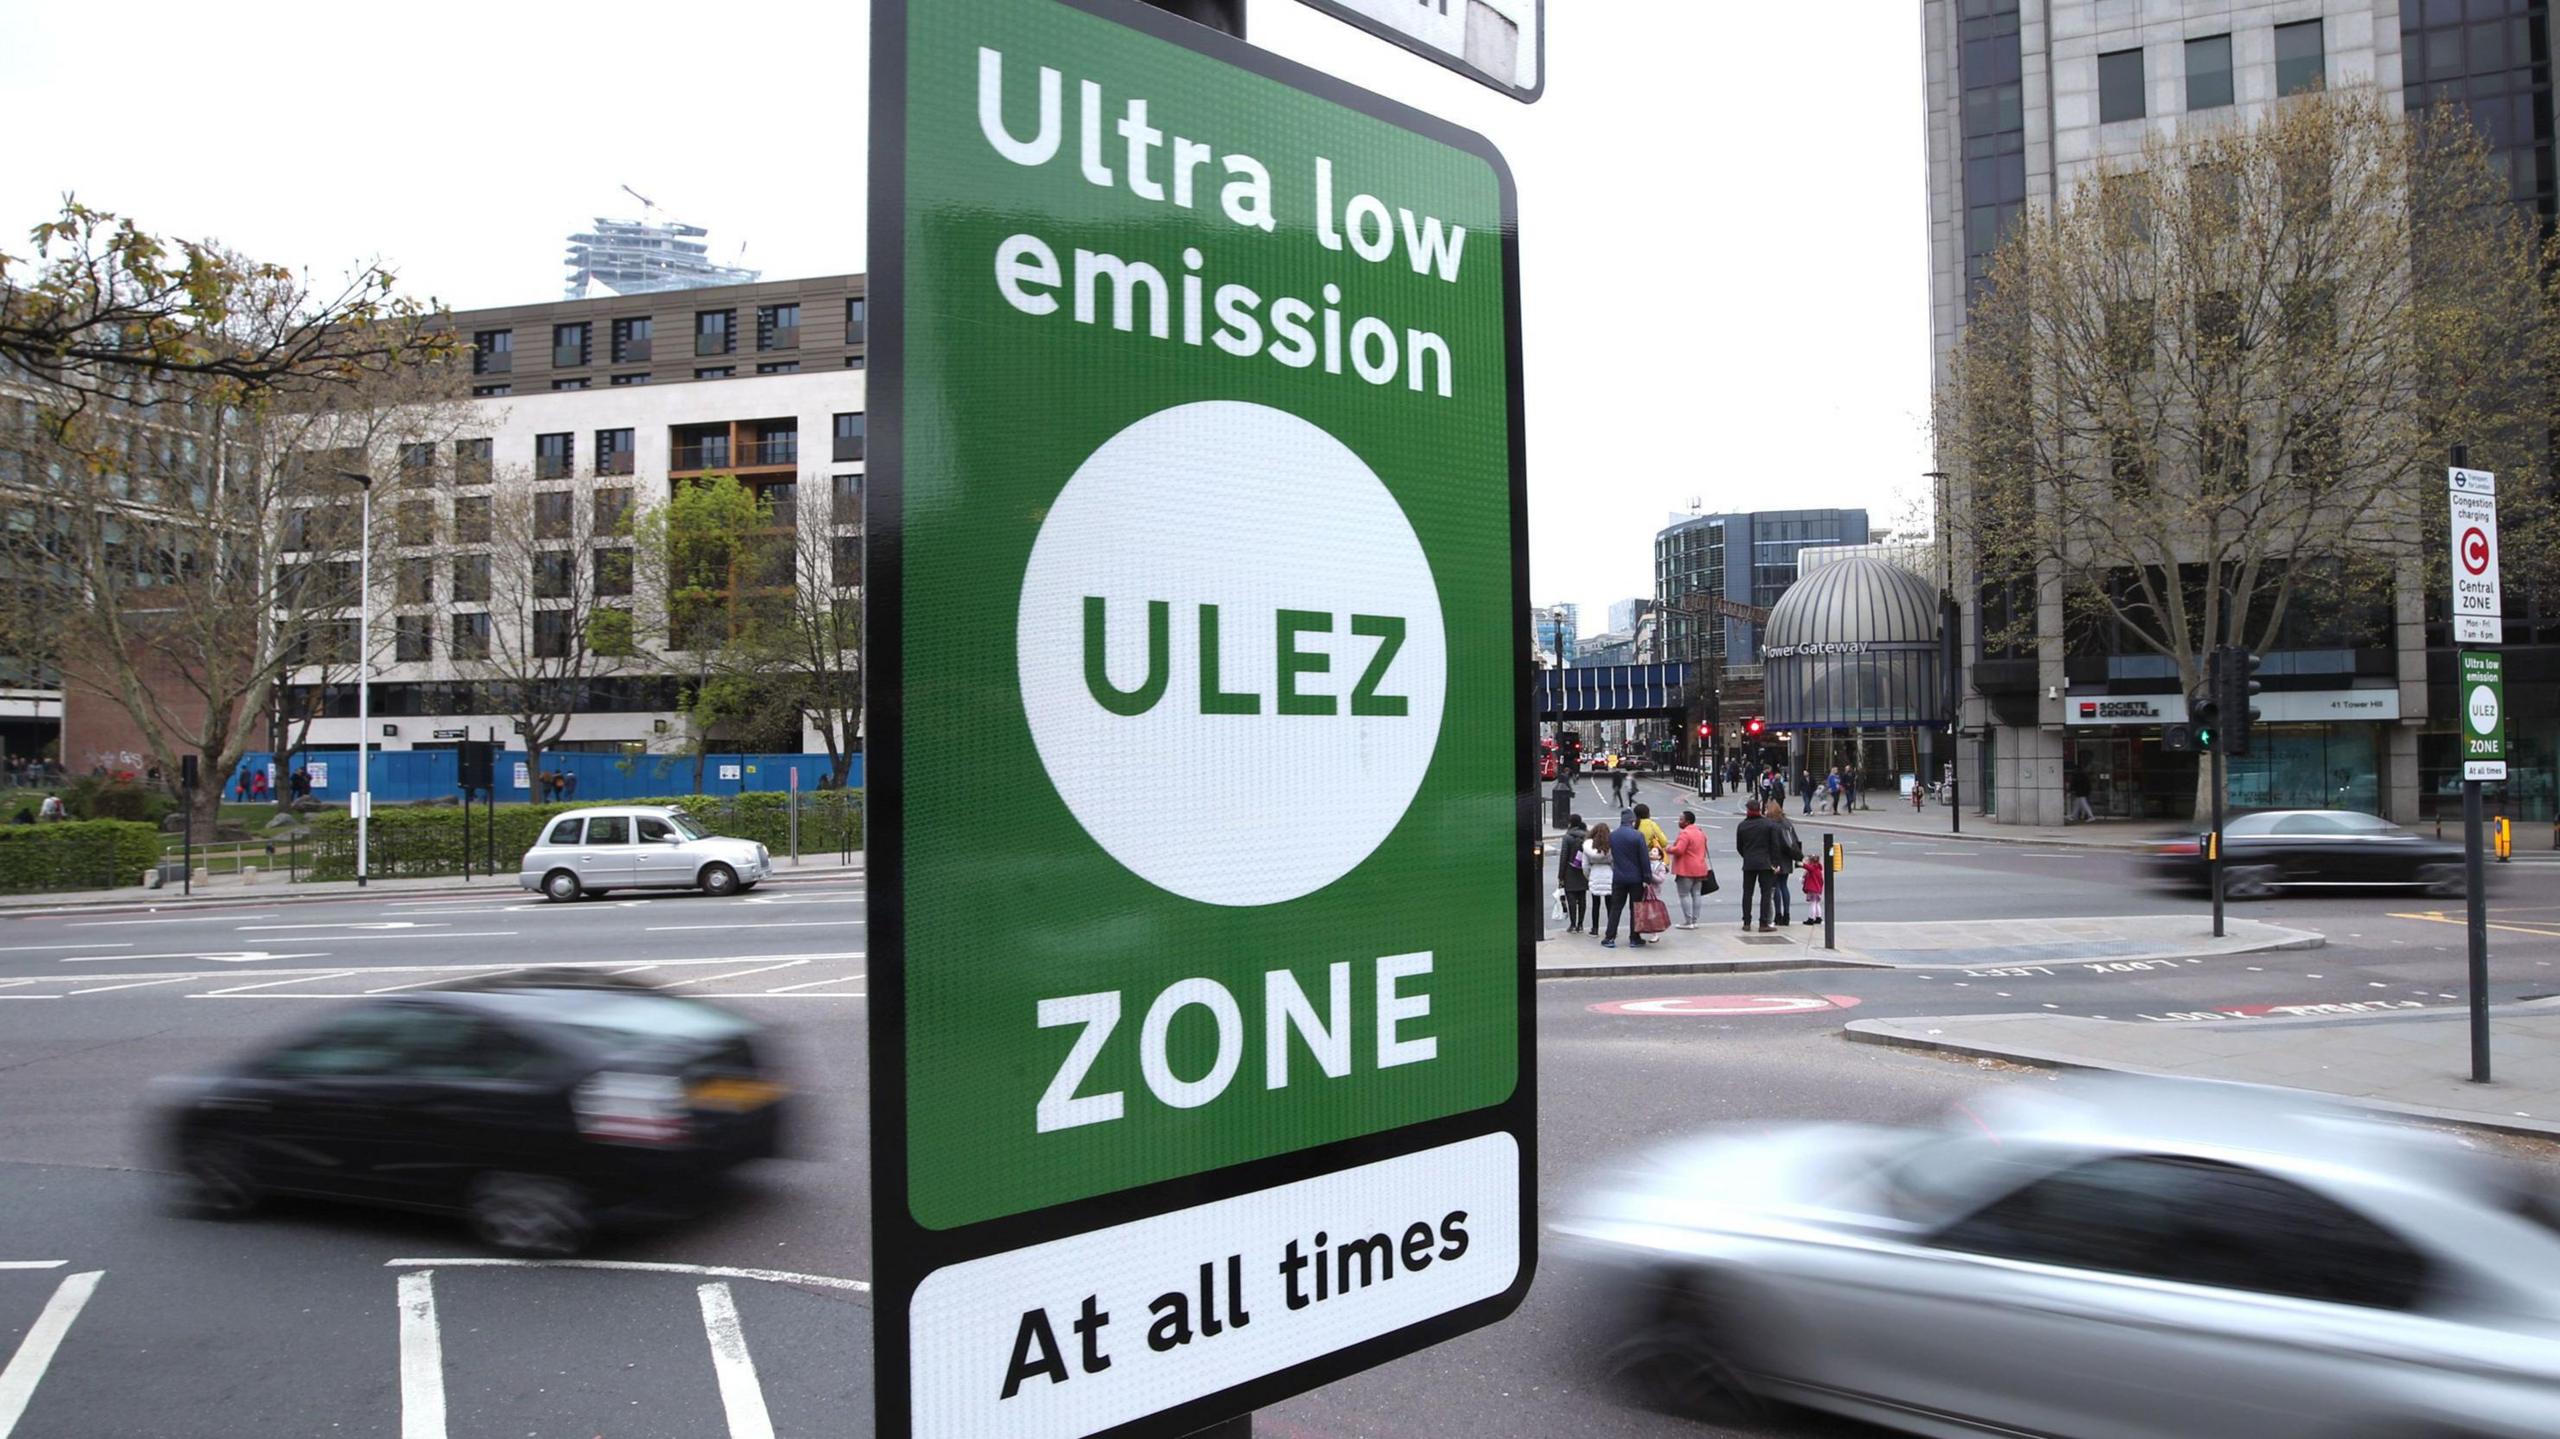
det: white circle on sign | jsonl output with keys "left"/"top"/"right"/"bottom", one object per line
{"left": 1017, "top": 401, "right": 1447, "bottom": 907}
{"left": 2469, "top": 684, "right": 2500, "bottom": 736}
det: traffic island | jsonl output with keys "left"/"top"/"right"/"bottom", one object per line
{"left": 1534, "top": 914, "right": 2321, "bottom": 979}
{"left": 1845, "top": 998, "right": 2560, "bottom": 1140}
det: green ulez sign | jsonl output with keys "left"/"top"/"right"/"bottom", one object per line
{"left": 868, "top": 0, "right": 1532, "bottom": 1435}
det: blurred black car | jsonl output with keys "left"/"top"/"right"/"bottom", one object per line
{"left": 153, "top": 971, "right": 787, "bottom": 1254}
{"left": 2148, "top": 809, "right": 2467, "bottom": 899}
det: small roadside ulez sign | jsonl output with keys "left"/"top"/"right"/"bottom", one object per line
{"left": 1294, "top": 0, "right": 1543, "bottom": 102}
{"left": 867, "top": 1, "right": 1532, "bottom": 1435}
{"left": 2449, "top": 467, "right": 2501, "bottom": 646}
{"left": 2462, "top": 651, "right": 2506, "bottom": 782}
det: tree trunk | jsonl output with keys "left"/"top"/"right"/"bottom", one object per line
{"left": 524, "top": 739, "right": 544, "bottom": 807}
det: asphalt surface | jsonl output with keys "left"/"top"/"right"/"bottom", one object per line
{"left": 1, "top": 842, "right": 2553, "bottom": 1438}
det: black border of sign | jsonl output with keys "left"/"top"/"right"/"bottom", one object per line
{"left": 1293, "top": 0, "right": 1544, "bottom": 103}
{"left": 867, "top": 0, "right": 1537, "bottom": 1433}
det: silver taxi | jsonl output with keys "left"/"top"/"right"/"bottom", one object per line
{"left": 517, "top": 806, "right": 771, "bottom": 901}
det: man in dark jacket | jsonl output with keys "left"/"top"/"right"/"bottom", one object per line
{"left": 1602, "top": 808, "right": 1651, "bottom": 949}
{"left": 1734, "top": 801, "right": 1783, "bottom": 932}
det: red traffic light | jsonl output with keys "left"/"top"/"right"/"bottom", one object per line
{"left": 1744, "top": 717, "right": 1766, "bottom": 737}
{"left": 1697, "top": 722, "right": 1714, "bottom": 739}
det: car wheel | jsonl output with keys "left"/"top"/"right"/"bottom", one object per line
{"left": 543, "top": 869, "right": 583, "bottom": 903}
{"left": 2417, "top": 863, "right": 2466, "bottom": 899}
{"left": 2224, "top": 864, "right": 2281, "bottom": 901}
{"left": 1605, "top": 1277, "right": 1761, "bottom": 1421}
{"left": 698, "top": 863, "right": 740, "bottom": 897}
{"left": 735, "top": 882, "right": 757, "bottom": 893}
{"left": 465, "top": 1172, "right": 593, "bottom": 1256}
{"left": 175, "top": 1133, "right": 261, "bottom": 1218}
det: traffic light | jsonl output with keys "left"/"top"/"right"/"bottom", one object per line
{"left": 2163, "top": 724, "right": 2199, "bottom": 754}
{"left": 2217, "top": 645, "right": 2263, "bottom": 757}
{"left": 1744, "top": 716, "right": 1766, "bottom": 739}
{"left": 1697, "top": 721, "right": 1714, "bottom": 741}
{"left": 2191, "top": 650, "right": 2223, "bottom": 752}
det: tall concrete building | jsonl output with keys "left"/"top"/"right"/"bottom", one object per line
{"left": 1922, "top": 0, "right": 2557, "bottom": 826}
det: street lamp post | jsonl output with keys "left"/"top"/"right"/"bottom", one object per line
{"left": 341, "top": 472, "right": 374, "bottom": 887}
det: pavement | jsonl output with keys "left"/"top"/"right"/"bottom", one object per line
{"left": 1534, "top": 912, "right": 2321, "bottom": 978}
{"left": 1851, "top": 994, "right": 2560, "bottom": 1140}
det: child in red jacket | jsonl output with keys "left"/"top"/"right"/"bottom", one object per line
{"left": 1801, "top": 854, "right": 1825, "bottom": 925}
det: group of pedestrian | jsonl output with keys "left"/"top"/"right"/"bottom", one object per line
{"left": 4, "top": 756, "right": 62, "bottom": 788}
{"left": 1732, "top": 800, "right": 1825, "bottom": 931}
{"left": 11, "top": 793, "right": 66, "bottom": 823}
{"left": 1556, "top": 802, "right": 1719, "bottom": 948}
{"left": 232, "top": 768, "right": 272, "bottom": 803}
{"left": 537, "top": 770, "right": 579, "bottom": 801}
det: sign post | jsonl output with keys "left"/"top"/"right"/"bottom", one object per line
{"left": 2452, "top": 464, "right": 2503, "bottom": 1082}
{"left": 870, "top": 2, "right": 1532, "bottom": 1436}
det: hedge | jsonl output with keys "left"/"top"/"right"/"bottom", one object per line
{"left": 0, "top": 820, "right": 165, "bottom": 893}
{"left": 301, "top": 791, "right": 863, "bottom": 882}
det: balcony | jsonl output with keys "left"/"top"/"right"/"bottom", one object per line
{"left": 760, "top": 325, "right": 800, "bottom": 352}
{"left": 613, "top": 338, "right": 653, "bottom": 364}
{"left": 597, "top": 451, "right": 635, "bottom": 477}
{"left": 696, "top": 332, "right": 733, "bottom": 358}
{"left": 473, "top": 350, "right": 512, "bottom": 375}
{"left": 738, "top": 437, "right": 798, "bottom": 467}
{"left": 553, "top": 343, "right": 587, "bottom": 369}
{"left": 671, "top": 443, "right": 733, "bottom": 472}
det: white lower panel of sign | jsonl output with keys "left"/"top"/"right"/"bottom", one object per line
{"left": 2467, "top": 760, "right": 2509, "bottom": 781}
{"left": 911, "top": 1132, "right": 1520, "bottom": 1438}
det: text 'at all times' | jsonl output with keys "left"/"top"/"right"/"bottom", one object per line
{"left": 978, "top": 46, "right": 1473, "bottom": 397}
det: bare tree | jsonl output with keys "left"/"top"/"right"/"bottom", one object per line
{"left": 445, "top": 469, "right": 646, "bottom": 798}
{"left": 1937, "top": 88, "right": 2556, "bottom": 817}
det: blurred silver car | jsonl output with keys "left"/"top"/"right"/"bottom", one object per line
{"left": 1553, "top": 1077, "right": 2560, "bottom": 1438}
{"left": 518, "top": 806, "right": 770, "bottom": 901}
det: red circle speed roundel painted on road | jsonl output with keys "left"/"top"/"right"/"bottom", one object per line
{"left": 2463, "top": 527, "right": 2491, "bottom": 574}
{"left": 1586, "top": 993, "right": 1864, "bottom": 1017}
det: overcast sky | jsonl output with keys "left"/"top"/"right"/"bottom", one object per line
{"left": 0, "top": 1, "right": 1934, "bottom": 636}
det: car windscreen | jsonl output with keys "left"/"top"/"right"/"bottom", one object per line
{"left": 2224, "top": 813, "right": 2282, "bottom": 837}
{"left": 667, "top": 813, "right": 710, "bottom": 841}
{"left": 488, "top": 990, "right": 755, "bottom": 1052}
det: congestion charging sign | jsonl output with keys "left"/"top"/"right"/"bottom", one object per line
{"left": 866, "top": 1, "right": 1533, "bottom": 1435}
{"left": 2450, "top": 467, "right": 2501, "bottom": 645}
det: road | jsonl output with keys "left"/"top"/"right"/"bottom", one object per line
{"left": 0, "top": 837, "right": 2551, "bottom": 1438}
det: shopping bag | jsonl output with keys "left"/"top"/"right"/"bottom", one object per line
{"left": 1703, "top": 868, "right": 1721, "bottom": 894}
{"left": 1635, "top": 892, "right": 1672, "bottom": 936}
{"left": 1549, "top": 888, "right": 1567, "bottom": 924}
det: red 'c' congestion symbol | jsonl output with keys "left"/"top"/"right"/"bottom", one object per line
{"left": 2461, "top": 527, "right": 2491, "bottom": 575}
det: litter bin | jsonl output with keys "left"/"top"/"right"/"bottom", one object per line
{"left": 1549, "top": 779, "right": 1573, "bottom": 831}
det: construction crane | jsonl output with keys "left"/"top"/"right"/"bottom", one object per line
{"left": 620, "top": 184, "right": 658, "bottom": 214}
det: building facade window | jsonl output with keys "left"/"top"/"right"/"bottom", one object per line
{"left": 758, "top": 303, "right": 800, "bottom": 350}
{"left": 397, "top": 557, "right": 435, "bottom": 606}
{"left": 757, "top": 361, "right": 800, "bottom": 374}
{"left": 2185, "top": 34, "right": 2233, "bottom": 111}
{"left": 553, "top": 322, "right": 591, "bottom": 369}
{"left": 2099, "top": 47, "right": 2146, "bottom": 123}
{"left": 398, "top": 442, "right": 436, "bottom": 484}
{"left": 695, "top": 309, "right": 736, "bottom": 356}
{"left": 472, "top": 329, "right": 512, "bottom": 374}
{"left": 551, "top": 378, "right": 590, "bottom": 391}
{"left": 535, "top": 432, "right": 573, "bottom": 479}
{"left": 451, "top": 612, "right": 491, "bottom": 660}
{"left": 845, "top": 296, "right": 867, "bottom": 344}
{"left": 833, "top": 412, "right": 866, "bottom": 462}
{"left": 395, "top": 613, "right": 432, "bottom": 663}
{"left": 844, "top": 355, "right": 866, "bottom": 369}
{"left": 594, "top": 547, "right": 634, "bottom": 597}
{"left": 1958, "top": 0, "right": 2027, "bottom": 292}
{"left": 832, "top": 473, "right": 862, "bottom": 521}
{"left": 396, "top": 500, "right": 437, "bottom": 547}
{"left": 593, "top": 487, "right": 633, "bottom": 535}
{"left": 534, "top": 491, "right": 575, "bottom": 540}
{"left": 454, "top": 495, "right": 492, "bottom": 543}
{"left": 2402, "top": 3, "right": 2555, "bottom": 220}
{"left": 472, "top": 384, "right": 511, "bottom": 397}
{"left": 612, "top": 316, "right": 653, "bottom": 364}
{"left": 596, "top": 428, "right": 635, "bottom": 476}
{"left": 835, "top": 534, "right": 862, "bottom": 588}
{"left": 695, "top": 367, "right": 734, "bottom": 380}
{"left": 2275, "top": 19, "right": 2326, "bottom": 97}
{"left": 610, "top": 372, "right": 651, "bottom": 386}
{"left": 453, "top": 438, "right": 493, "bottom": 484}
{"left": 452, "top": 554, "right": 492, "bottom": 603}
{"left": 533, "top": 551, "right": 576, "bottom": 600}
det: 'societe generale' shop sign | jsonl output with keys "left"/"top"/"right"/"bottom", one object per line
{"left": 2065, "top": 690, "right": 2404, "bottom": 726}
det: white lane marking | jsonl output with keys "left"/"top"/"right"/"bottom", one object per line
{"left": 0, "top": 943, "right": 132, "bottom": 952}
{"left": 0, "top": 1269, "right": 103, "bottom": 1439}
{"left": 0, "top": 995, "right": 57, "bottom": 1001}
{"left": 697, "top": 1283, "right": 778, "bottom": 1439}
{"left": 235, "top": 921, "right": 444, "bottom": 932}
{"left": 607, "top": 965, "right": 656, "bottom": 975}
{"left": 688, "top": 992, "right": 867, "bottom": 999}
{"left": 66, "top": 976, "right": 201, "bottom": 996}
{"left": 232, "top": 932, "right": 518, "bottom": 944}
{"left": 396, "top": 1270, "right": 446, "bottom": 1439}
{"left": 763, "top": 973, "right": 869, "bottom": 993}
{"left": 65, "top": 916, "right": 276, "bottom": 927}
{"left": 18, "top": 952, "right": 867, "bottom": 991}
{"left": 62, "top": 950, "right": 329, "bottom": 964}
{"left": 0, "top": 1263, "right": 66, "bottom": 1271}
{"left": 365, "top": 970, "right": 519, "bottom": 995}
{"left": 644, "top": 922, "right": 858, "bottom": 932}
{"left": 382, "top": 1257, "right": 870, "bottom": 1293}
{"left": 193, "top": 971, "right": 359, "bottom": 996}
{"left": 655, "top": 960, "right": 810, "bottom": 990}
